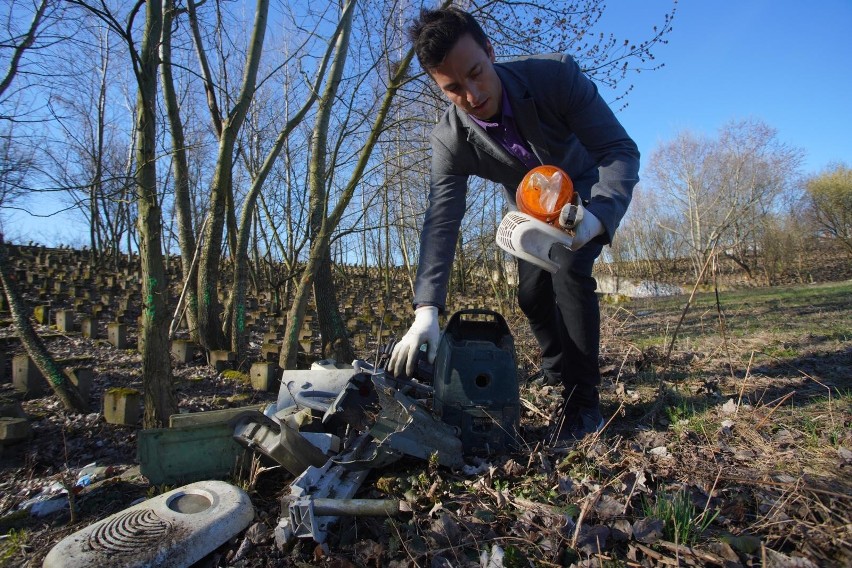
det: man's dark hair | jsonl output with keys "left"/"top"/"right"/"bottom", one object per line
{"left": 408, "top": 7, "right": 489, "bottom": 70}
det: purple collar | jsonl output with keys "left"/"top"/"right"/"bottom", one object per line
{"left": 470, "top": 88, "right": 513, "bottom": 129}
{"left": 468, "top": 85, "right": 539, "bottom": 170}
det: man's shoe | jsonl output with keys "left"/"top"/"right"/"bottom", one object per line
{"left": 527, "top": 370, "right": 561, "bottom": 387}
{"left": 551, "top": 403, "right": 604, "bottom": 444}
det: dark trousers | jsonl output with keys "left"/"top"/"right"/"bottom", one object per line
{"left": 517, "top": 242, "right": 603, "bottom": 408}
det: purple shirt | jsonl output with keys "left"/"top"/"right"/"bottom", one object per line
{"left": 470, "top": 88, "right": 540, "bottom": 170}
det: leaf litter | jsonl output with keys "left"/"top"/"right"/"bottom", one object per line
{"left": 0, "top": 281, "right": 850, "bottom": 566}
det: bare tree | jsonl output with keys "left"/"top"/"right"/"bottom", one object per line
{"left": 190, "top": 0, "right": 269, "bottom": 351}
{"left": 67, "top": 0, "right": 177, "bottom": 427}
{"left": 0, "top": 0, "right": 63, "bottom": 222}
{"left": 279, "top": 0, "right": 419, "bottom": 370}
{"left": 716, "top": 119, "right": 803, "bottom": 279}
{"left": 0, "top": 124, "right": 35, "bottom": 211}
{"left": 161, "top": 0, "right": 201, "bottom": 341}
{"left": 0, "top": 0, "right": 51, "bottom": 100}
{"left": 806, "top": 163, "right": 852, "bottom": 258}
{"left": 133, "top": 0, "right": 176, "bottom": 427}
{"left": 226, "top": 8, "right": 349, "bottom": 362}
{"left": 646, "top": 120, "right": 802, "bottom": 281}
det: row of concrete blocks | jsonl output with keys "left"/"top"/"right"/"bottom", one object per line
{"left": 1, "top": 389, "right": 143, "bottom": 451}
{"left": 5, "top": 355, "right": 94, "bottom": 399}
{"left": 0, "top": 382, "right": 143, "bottom": 454}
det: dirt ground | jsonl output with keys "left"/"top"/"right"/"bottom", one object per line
{"left": 1, "top": 278, "right": 850, "bottom": 567}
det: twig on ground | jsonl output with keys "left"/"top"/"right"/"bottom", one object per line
{"left": 520, "top": 397, "right": 551, "bottom": 422}
{"left": 737, "top": 350, "right": 755, "bottom": 409}
{"left": 655, "top": 539, "right": 729, "bottom": 565}
{"left": 754, "top": 390, "right": 796, "bottom": 430}
{"left": 570, "top": 490, "right": 600, "bottom": 549}
{"left": 720, "top": 475, "right": 851, "bottom": 500}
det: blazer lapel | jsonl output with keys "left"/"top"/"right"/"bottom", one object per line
{"left": 511, "top": 96, "right": 552, "bottom": 165}
{"left": 458, "top": 112, "right": 519, "bottom": 169}
{"left": 496, "top": 65, "right": 552, "bottom": 165}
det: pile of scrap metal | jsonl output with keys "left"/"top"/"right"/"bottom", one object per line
{"left": 230, "top": 309, "right": 521, "bottom": 546}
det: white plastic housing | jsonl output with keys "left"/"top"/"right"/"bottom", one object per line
{"left": 43, "top": 480, "right": 254, "bottom": 568}
{"left": 496, "top": 211, "right": 573, "bottom": 273}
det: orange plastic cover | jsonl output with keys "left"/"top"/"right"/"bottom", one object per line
{"left": 516, "top": 165, "right": 574, "bottom": 224}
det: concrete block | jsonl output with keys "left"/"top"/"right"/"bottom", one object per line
{"left": 65, "top": 367, "right": 93, "bottom": 402}
{"left": 103, "top": 388, "right": 142, "bottom": 426}
{"left": 250, "top": 362, "right": 279, "bottom": 392}
{"left": 55, "top": 309, "right": 75, "bottom": 332}
{"left": 262, "top": 332, "right": 280, "bottom": 344}
{"left": 167, "top": 404, "right": 266, "bottom": 428}
{"left": 0, "top": 417, "right": 31, "bottom": 444}
{"left": 12, "top": 354, "right": 47, "bottom": 397}
{"left": 0, "top": 401, "right": 27, "bottom": 419}
{"left": 107, "top": 322, "right": 128, "bottom": 349}
{"left": 171, "top": 340, "right": 197, "bottom": 365}
{"left": 81, "top": 317, "right": 98, "bottom": 339}
{"left": 260, "top": 342, "right": 279, "bottom": 362}
{"left": 208, "top": 350, "right": 235, "bottom": 372}
{"left": 33, "top": 305, "right": 50, "bottom": 325}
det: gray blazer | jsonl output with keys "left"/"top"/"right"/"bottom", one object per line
{"left": 413, "top": 53, "right": 640, "bottom": 311}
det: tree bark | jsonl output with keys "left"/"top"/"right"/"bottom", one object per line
{"left": 280, "top": 19, "right": 416, "bottom": 369}
{"left": 195, "top": 0, "right": 269, "bottom": 351}
{"left": 161, "top": 0, "right": 200, "bottom": 341}
{"left": 315, "top": 254, "right": 355, "bottom": 362}
{"left": 302, "top": 0, "right": 356, "bottom": 366}
{"left": 135, "top": 0, "right": 176, "bottom": 428}
{"left": 228, "top": 13, "right": 345, "bottom": 361}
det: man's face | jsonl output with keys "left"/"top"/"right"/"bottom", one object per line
{"left": 427, "top": 34, "right": 502, "bottom": 121}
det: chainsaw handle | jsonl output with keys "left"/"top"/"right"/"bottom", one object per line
{"left": 443, "top": 309, "right": 511, "bottom": 336}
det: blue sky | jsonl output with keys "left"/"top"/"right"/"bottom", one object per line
{"left": 4, "top": 0, "right": 851, "bottom": 244}
{"left": 600, "top": 0, "right": 852, "bottom": 175}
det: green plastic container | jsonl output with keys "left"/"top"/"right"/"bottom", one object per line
{"left": 432, "top": 309, "right": 519, "bottom": 455}
{"left": 138, "top": 420, "right": 250, "bottom": 485}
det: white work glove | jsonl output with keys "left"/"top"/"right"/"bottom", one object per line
{"left": 559, "top": 194, "right": 604, "bottom": 251}
{"left": 388, "top": 306, "right": 439, "bottom": 377}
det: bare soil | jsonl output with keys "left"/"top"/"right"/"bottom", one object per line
{"left": 1, "top": 261, "right": 850, "bottom": 567}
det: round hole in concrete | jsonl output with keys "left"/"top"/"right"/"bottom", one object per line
{"left": 167, "top": 491, "right": 212, "bottom": 514}
{"left": 475, "top": 373, "right": 491, "bottom": 388}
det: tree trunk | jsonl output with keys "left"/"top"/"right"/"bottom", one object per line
{"left": 0, "top": 239, "right": 88, "bottom": 412}
{"left": 135, "top": 0, "right": 176, "bottom": 428}
{"left": 161, "top": 0, "right": 200, "bottom": 341}
{"left": 280, "top": 18, "right": 416, "bottom": 369}
{"left": 314, "top": 254, "right": 356, "bottom": 362}
{"left": 302, "top": 0, "right": 356, "bottom": 366}
{"left": 195, "top": 0, "right": 269, "bottom": 351}
{"left": 228, "top": 11, "right": 344, "bottom": 361}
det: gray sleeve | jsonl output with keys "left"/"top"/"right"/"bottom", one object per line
{"left": 555, "top": 54, "right": 640, "bottom": 243}
{"left": 412, "top": 134, "right": 469, "bottom": 312}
